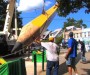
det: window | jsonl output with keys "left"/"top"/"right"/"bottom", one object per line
{"left": 77, "top": 33, "right": 78, "bottom": 38}
{"left": 88, "top": 31, "right": 90, "bottom": 36}
{"left": 84, "top": 32, "right": 86, "bottom": 37}
{"left": 80, "top": 33, "right": 82, "bottom": 37}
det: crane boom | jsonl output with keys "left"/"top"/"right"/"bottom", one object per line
{"left": 4, "top": 0, "right": 15, "bottom": 34}
{"left": 12, "top": 4, "right": 58, "bottom": 52}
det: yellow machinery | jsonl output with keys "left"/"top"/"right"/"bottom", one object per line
{"left": 0, "top": 58, "right": 6, "bottom": 65}
{"left": 12, "top": 4, "right": 59, "bottom": 52}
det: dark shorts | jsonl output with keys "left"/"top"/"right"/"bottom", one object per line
{"left": 66, "top": 57, "right": 76, "bottom": 67}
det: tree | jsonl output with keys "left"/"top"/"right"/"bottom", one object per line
{"left": 63, "top": 18, "right": 87, "bottom": 29}
{"left": 0, "top": 0, "right": 22, "bottom": 31}
{"left": 56, "top": 0, "right": 90, "bottom": 17}
{"left": 55, "top": 35, "right": 63, "bottom": 44}
{"left": 0, "top": 0, "right": 7, "bottom": 31}
{"left": 11, "top": 10, "right": 22, "bottom": 28}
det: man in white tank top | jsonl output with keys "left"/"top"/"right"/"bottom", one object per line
{"left": 41, "top": 37, "right": 60, "bottom": 75}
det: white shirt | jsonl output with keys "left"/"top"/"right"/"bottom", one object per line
{"left": 41, "top": 42, "right": 59, "bottom": 61}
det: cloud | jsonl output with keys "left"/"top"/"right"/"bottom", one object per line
{"left": 17, "top": 0, "right": 51, "bottom": 12}
{"left": 17, "top": 0, "right": 44, "bottom": 12}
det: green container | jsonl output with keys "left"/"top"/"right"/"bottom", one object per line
{"left": 0, "top": 58, "right": 26, "bottom": 75}
{"left": 32, "top": 50, "right": 46, "bottom": 63}
{"left": 0, "top": 63, "right": 9, "bottom": 75}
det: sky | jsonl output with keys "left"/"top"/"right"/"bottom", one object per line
{"left": 17, "top": 0, "right": 90, "bottom": 31}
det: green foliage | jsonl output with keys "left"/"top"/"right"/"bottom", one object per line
{"left": 41, "top": 39, "right": 49, "bottom": 42}
{"left": 11, "top": 11, "right": 22, "bottom": 28}
{"left": 55, "top": 35, "right": 63, "bottom": 44}
{"left": 0, "top": 0, "right": 4, "bottom": 3}
{"left": 0, "top": 1, "right": 22, "bottom": 31}
{"left": 56, "top": 0, "right": 90, "bottom": 17}
{"left": 63, "top": 18, "right": 87, "bottom": 29}
{"left": 41, "top": 35, "right": 63, "bottom": 45}
{"left": 0, "top": 0, "right": 7, "bottom": 31}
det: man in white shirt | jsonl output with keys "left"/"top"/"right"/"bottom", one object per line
{"left": 41, "top": 37, "right": 60, "bottom": 75}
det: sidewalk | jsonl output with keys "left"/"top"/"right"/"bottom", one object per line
{"left": 25, "top": 51, "right": 90, "bottom": 75}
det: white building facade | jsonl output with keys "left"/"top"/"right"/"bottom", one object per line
{"left": 82, "top": 28, "right": 90, "bottom": 41}
{"left": 64, "top": 27, "right": 90, "bottom": 51}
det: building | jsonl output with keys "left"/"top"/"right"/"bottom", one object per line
{"left": 64, "top": 26, "right": 82, "bottom": 42}
{"left": 41, "top": 28, "right": 63, "bottom": 42}
{"left": 41, "top": 30, "right": 51, "bottom": 40}
{"left": 64, "top": 26, "right": 90, "bottom": 51}
{"left": 49, "top": 28, "right": 62, "bottom": 37}
{"left": 81, "top": 28, "right": 90, "bottom": 47}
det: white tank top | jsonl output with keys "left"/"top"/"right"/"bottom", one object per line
{"left": 41, "top": 42, "right": 59, "bottom": 61}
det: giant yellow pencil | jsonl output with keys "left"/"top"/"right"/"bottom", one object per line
{"left": 12, "top": 4, "right": 58, "bottom": 52}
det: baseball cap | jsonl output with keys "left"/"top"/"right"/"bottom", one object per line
{"left": 49, "top": 37, "right": 54, "bottom": 41}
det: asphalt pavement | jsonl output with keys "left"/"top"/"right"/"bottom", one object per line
{"left": 25, "top": 49, "right": 90, "bottom": 75}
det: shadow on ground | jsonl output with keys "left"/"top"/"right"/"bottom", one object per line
{"left": 81, "top": 60, "right": 90, "bottom": 75}
{"left": 81, "top": 68, "right": 90, "bottom": 75}
{"left": 58, "top": 52, "right": 81, "bottom": 75}
{"left": 86, "top": 60, "right": 90, "bottom": 63}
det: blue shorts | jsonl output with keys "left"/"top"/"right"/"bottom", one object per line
{"left": 66, "top": 57, "right": 76, "bottom": 67}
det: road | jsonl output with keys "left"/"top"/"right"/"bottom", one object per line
{"left": 25, "top": 50, "right": 90, "bottom": 75}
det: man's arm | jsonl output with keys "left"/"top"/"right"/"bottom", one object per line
{"left": 41, "top": 42, "right": 49, "bottom": 50}
{"left": 65, "top": 39, "right": 73, "bottom": 59}
{"left": 65, "top": 47, "right": 72, "bottom": 60}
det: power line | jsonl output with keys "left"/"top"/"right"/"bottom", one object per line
{"left": 21, "top": 17, "right": 90, "bottom": 22}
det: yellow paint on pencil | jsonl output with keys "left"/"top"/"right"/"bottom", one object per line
{"left": 28, "top": 5, "right": 58, "bottom": 27}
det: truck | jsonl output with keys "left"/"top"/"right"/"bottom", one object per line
{"left": 0, "top": 0, "right": 21, "bottom": 55}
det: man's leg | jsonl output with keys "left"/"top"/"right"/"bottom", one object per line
{"left": 53, "top": 61, "right": 59, "bottom": 75}
{"left": 72, "top": 66, "right": 78, "bottom": 75}
{"left": 46, "top": 60, "right": 53, "bottom": 75}
{"left": 71, "top": 58, "right": 79, "bottom": 75}
{"left": 66, "top": 58, "right": 72, "bottom": 75}
{"left": 67, "top": 66, "right": 72, "bottom": 75}
{"left": 82, "top": 51, "right": 86, "bottom": 63}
